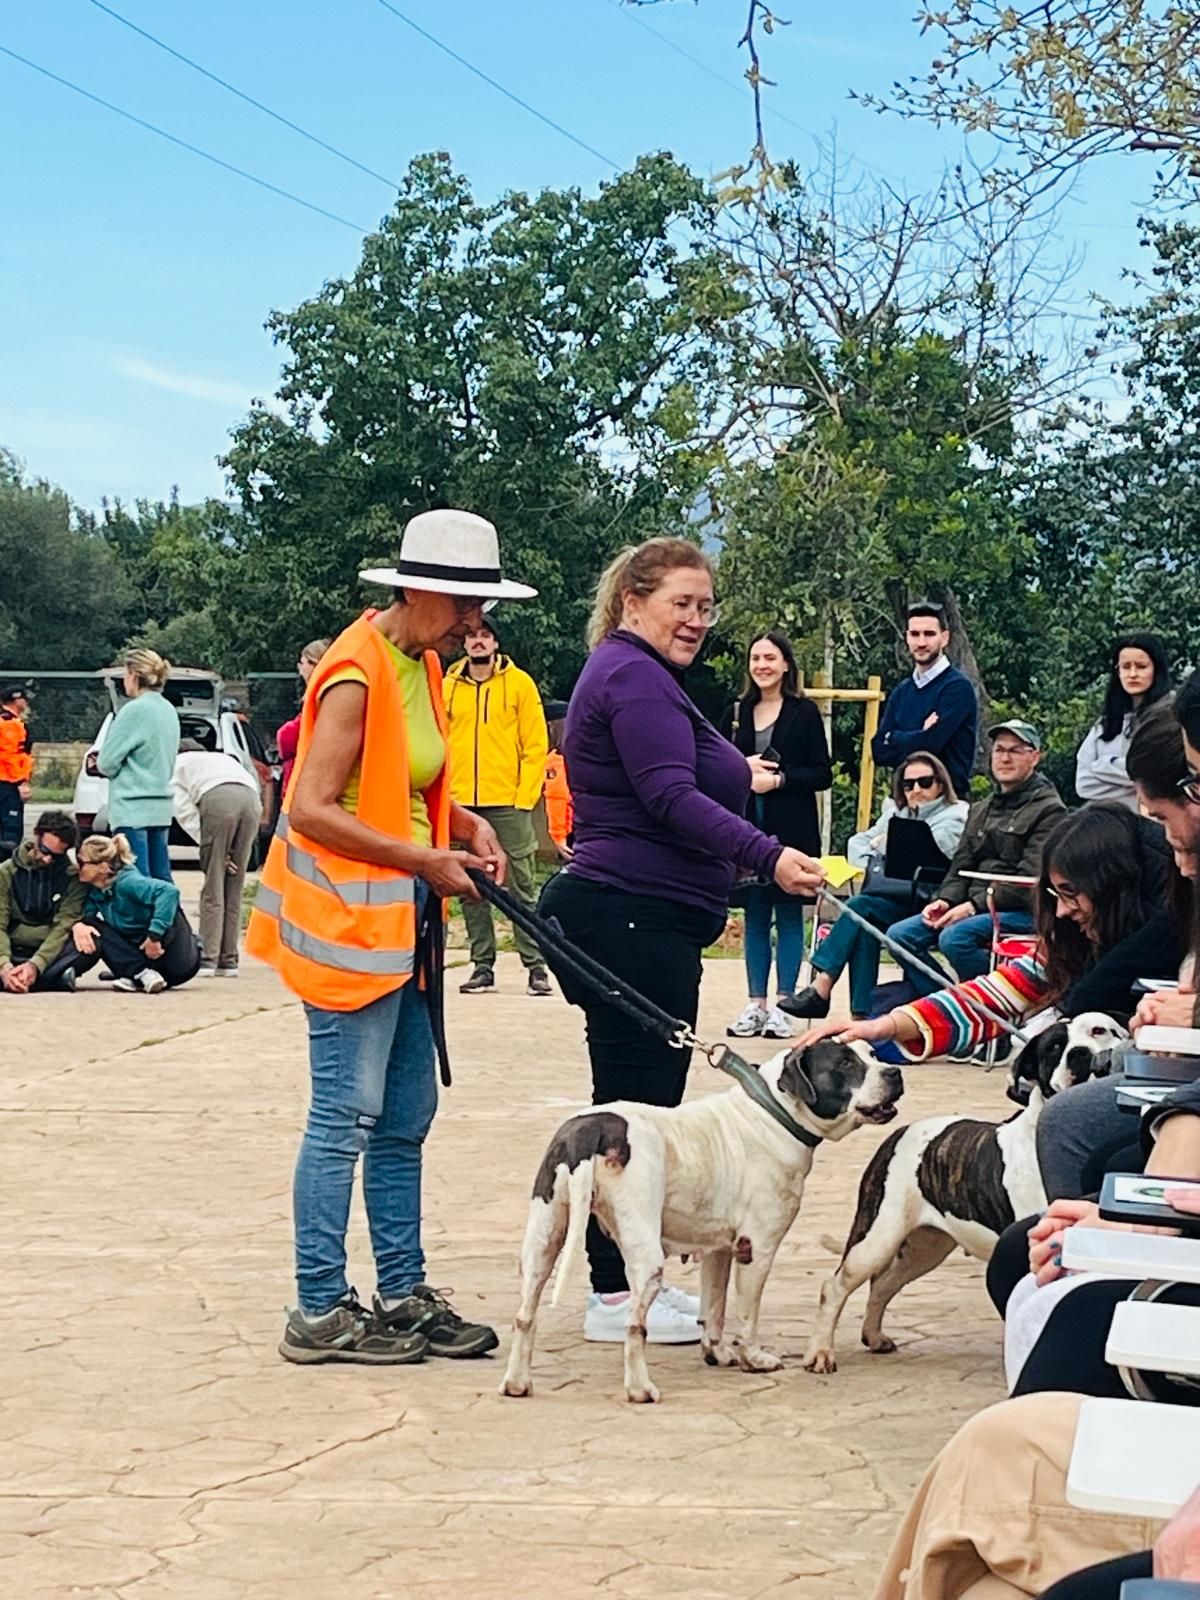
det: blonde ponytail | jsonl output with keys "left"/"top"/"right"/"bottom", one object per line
{"left": 123, "top": 648, "right": 172, "bottom": 690}
{"left": 586, "top": 537, "right": 712, "bottom": 651}
{"left": 78, "top": 832, "right": 136, "bottom": 871}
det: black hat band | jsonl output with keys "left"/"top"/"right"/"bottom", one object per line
{"left": 394, "top": 558, "right": 502, "bottom": 584}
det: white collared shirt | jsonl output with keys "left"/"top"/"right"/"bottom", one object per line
{"left": 913, "top": 654, "right": 951, "bottom": 690}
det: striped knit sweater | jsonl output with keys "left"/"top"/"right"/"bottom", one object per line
{"left": 895, "top": 956, "right": 1048, "bottom": 1061}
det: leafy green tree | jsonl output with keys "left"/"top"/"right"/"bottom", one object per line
{"left": 222, "top": 151, "right": 745, "bottom": 690}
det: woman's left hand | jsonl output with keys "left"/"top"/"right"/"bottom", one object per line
{"left": 140, "top": 937, "right": 165, "bottom": 960}
{"left": 1133, "top": 986, "right": 1197, "bottom": 1033}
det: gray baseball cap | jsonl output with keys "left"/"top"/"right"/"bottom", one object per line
{"left": 987, "top": 719, "right": 1041, "bottom": 750}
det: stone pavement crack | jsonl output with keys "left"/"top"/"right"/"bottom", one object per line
{"left": 187, "top": 1412, "right": 409, "bottom": 1497}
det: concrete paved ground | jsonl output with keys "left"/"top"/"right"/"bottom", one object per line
{"left": 3, "top": 887, "right": 1011, "bottom": 1599}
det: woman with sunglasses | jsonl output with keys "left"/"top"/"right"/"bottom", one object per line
{"left": 782, "top": 752, "right": 967, "bottom": 1021}
{"left": 795, "top": 802, "right": 1173, "bottom": 1063}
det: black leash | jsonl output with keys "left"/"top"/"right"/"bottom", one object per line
{"left": 463, "top": 868, "right": 822, "bottom": 1147}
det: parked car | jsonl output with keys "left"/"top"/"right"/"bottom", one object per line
{"left": 73, "top": 668, "right": 280, "bottom": 862}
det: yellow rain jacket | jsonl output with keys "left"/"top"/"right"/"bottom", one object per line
{"left": 443, "top": 655, "right": 548, "bottom": 811}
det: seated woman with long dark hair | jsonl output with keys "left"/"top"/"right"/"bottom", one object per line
{"left": 795, "top": 802, "right": 1176, "bottom": 1064}
{"left": 1075, "top": 629, "right": 1172, "bottom": 810}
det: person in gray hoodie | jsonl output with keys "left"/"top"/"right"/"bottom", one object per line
{"left": 783, "top": 751, "right": 969, "bottom": 1020}
{"left": 0, "top": 810, "right": 87, "bottom": 993}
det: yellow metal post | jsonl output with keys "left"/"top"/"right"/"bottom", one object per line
{"left": 812, "top": 669, "right": 833, "bottom": 854}
{"left": 857, "top": 674, "right": 882, "bottom": 832}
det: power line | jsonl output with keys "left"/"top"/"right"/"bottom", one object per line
{"left": 87, "top": 0, "right": 398, "bottom": 191}
{"left": 0, "top": 44, "right": 371, "bottom": 233}
{"left": 373, "top": 0, "right": 618, "bottom": 170}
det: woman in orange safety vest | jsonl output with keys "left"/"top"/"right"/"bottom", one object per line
{"left": 248, "top": 509, "right": 536, "bottom": 1367}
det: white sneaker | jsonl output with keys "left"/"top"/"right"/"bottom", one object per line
{"left": 111, "top": 976, "right": 139, "bottom": 993}
{"left": 727, "top": 1004, "right": 767, "bottom": 1038}
{"left": 761, "top": 1006, "right": 794, "bottom": 1040}
{"left": 584, "top": 1292, "right": 701, "bottom": 1344}
{"left": 657, "top": 1282, "right": 701, "bottom": 1318}
{"left": 215, "top": 966, "right": 240, "bottom": 979}
{"left": 137, "top": 969, "right": 167, "bottom": 994}
{"left": 196, "top": 965, "right": 218, "bottom": 979}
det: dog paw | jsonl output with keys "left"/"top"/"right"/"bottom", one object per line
{"left": 702, "top": 1340, "right": 736, "bottom": 1368}
{"left": 499, "top": 1376, "right": 532, "bottom": 1398}
{"left": 626, "top": 1382, "right": 661, "bottom": 1404}
{"left": 736, "top": 1345, "right": 784, "bottom": 1373}
{"left": 863, "top": 1334, "right": 896, "bottom": 1355}
{"left": 802, "top": 1347, "right": 837, "bottom": 1375}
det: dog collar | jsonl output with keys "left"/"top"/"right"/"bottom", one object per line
{"left": 711, "top": 1046, "right": 823, "bottom": 1148}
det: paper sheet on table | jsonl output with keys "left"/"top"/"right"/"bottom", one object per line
{"left": 819, "top": 855, "right": 863, "bottom": 891}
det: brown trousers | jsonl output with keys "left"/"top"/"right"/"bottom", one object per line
{"left": 198, "top": 783, "right": 260, "bottom": 967}
{"left": 872, "top": 1393, "right": 1162, "bottom": 1600}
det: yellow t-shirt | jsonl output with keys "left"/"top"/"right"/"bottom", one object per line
{"left": 319, "top": 636, "right": 445, "bottom": 846}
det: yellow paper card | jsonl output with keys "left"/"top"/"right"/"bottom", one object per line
{"left": 819, "top": 854, "right": 863, "bottom": 890}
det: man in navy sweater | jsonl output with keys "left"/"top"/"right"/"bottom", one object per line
{"left": 872, "top": 601, "right": 979, "bottom": 799}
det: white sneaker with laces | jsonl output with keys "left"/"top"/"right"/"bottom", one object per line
{"left": 111, "top": 976, "right": 139, "bottom": 993}
{"left": 727, "top": 1004, "right": 767, "bottom": 1038}
{"left": 657, "top": 1282, "right": 701, "bottom": 1318}
{"left": 137, "top": 969, "right": 167, "bottom": 994}
{"left": 584, "top": 1292, "right": 701, "bottom": 1344}
{"left": 761, "top": 1006, "right": 794, "bottom": 1040}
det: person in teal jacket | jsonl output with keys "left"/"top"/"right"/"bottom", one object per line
{"left": 97, "top": 649, "right": 180, "bottom": 882}
{"left": 43, "top": 833, "right": 201, "bottom": 993}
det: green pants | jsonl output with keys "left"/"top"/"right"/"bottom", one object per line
{"left": 462, "top": 806, "right": 542, "bottom": 971}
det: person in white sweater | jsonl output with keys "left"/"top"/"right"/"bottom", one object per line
{"left": 1075, "top": 631, "right": 1171, "bottom": 811}
{"left": 171, "top": 740, "right": 261, "bottom": 975}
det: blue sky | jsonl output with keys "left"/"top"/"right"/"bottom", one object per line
{"left": 1, "top": 0, "right": 1153, "bottom": 509}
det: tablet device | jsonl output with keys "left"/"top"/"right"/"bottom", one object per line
{"left": 884, "top": 816, "right": 950, "bottom": 885}
{"left": 1098, "top": 1171, "right": 1200, "bottom": 1230}
{"left": 1122, "top": 1050, "right": 1200, "bottom": 1084}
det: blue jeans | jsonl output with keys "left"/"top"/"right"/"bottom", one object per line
{"left": 294, "top": 975, "right": 438, "bottom": 1313}
{"left": 120, "top": 825, "right": 173, "bottom": 883}
{"left": 743, "top": 886, "right": 808, "bottom": 998}
{"left": 886, "top": 908, "right": 1035, "bottom": 996}
{"left": 811, "top": 892, "right": 905, "bottom": 1016}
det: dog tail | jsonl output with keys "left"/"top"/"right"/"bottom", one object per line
{"left": 550, "top": 1158, "right": 594, "bottom": 1308}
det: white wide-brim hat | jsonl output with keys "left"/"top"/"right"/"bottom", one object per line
{"left": 360, "top": 509, "right": 537, "bottom": 601}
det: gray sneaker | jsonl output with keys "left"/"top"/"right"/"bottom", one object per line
{"left": 278, "top": 1291, "right": 429, "bottom": 1365}
{"left": 527, "top": 966, "right": 552, "bottom": 997}
{"left": 459, "top": 966, "right": 495, "bottom": 994}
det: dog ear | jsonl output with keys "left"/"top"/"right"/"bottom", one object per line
{"left": 779, "top": 1048, "right": 819, "bottom": 1107}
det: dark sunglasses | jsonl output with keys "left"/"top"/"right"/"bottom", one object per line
{"left": 33, "top": 840, "right": 69, "bottom": 859}
{"left": 901, "top": 774, "right": 937, "bottom": 792}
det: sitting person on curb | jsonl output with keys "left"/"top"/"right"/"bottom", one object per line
{"left": 44, "top": 833, "right": 201, "bottom": 993}
{"left": 886, "top": 720, "right": 1066, "bottom": 996}
{"left": 783, "top": 751, "right": 968, "bottom": 1022}
{"left": 171, "top": 738, "right": 262, "bottom": 977}
{"left": 795, "top": 803, "right": 1174, "bottom": 1064}
{"left": 0, "top": 809, "right": 87, "bottom": 993}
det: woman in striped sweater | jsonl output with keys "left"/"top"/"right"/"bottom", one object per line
{"left": 797, "top": 803, "right": 1178, "bottom": 1062}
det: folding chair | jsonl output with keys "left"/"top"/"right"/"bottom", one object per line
{"left": 959, "top": 870, "right": 1039, "bottom": 1063}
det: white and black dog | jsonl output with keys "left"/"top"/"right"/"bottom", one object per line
{"left": 802, "top": 1012, "right": 1128, "bottom": 1374}
{"left": 500, "top": 1041, "right": 904, "bottom": 1404}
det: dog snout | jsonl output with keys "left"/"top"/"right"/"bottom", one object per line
{"left": 881, "top": 1065, "right": 904, "bottom": 1097}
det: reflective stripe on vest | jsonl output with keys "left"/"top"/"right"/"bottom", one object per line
{"left": 253, "top": 882, "right": 416, "bottom": 977}
{"left": 273, "top": 817, "right": 415, "bottom": 908}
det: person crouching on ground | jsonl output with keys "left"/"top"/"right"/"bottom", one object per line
{"left": 172, "top": 738, "right": 262, "bottom": 977}
{"left": 48, "top": 833, "right": 202, "bottom": 993}
{"left": 0, "top": 809, "right": 87, "bottom": 993}
{"left": 247, "top": 508, "right": 535, "bottom": 1367}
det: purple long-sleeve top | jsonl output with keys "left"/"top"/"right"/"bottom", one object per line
{"left": 564, "top": 630, "right": 784, "bottom": 916}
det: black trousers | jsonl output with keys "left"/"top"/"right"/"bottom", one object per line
{"left": 1040, "top": 1551, "right": 1152, "bottom": 1600}
{"left": 989, "top": 1212, "right": 1200, "bottom": 1402}
{"left": 539, "top": 870, "right": 725, "bottom": 1294}
{"left": 42, "top": 909, "right": 202, "bottom": 989}
{"left": 0, "top": 780, "right": 22, "bottom": 847}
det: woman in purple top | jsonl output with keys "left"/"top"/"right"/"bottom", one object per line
{"left": 540, "top": 537, "right": 824, "bottom": 1345}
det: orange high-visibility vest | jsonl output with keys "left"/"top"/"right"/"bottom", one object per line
{"left": 543, "top": 748, "right": 573, "bottom": 849}
{"left": 246, "top": 611, "right": 451, "bottom": 1011}
{"left": 0, "top": 711, "right": 32, "bottom": 784}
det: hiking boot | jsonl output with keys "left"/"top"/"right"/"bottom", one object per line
{"left": 727, "top": 1003, "right": 767, "bottom": 1038}
{"left": 527, "top": 966, "right": 552, "bottom": 997}
{"left": 778, "top": 985, "right": 830, "bottom": 1019}
{"left": 459, "top": 966, "right": 495, "bottom": 994}
{"left": 278, "top": 1291, "right": 429, "bottom": 1365}
{"left": 373, "top": 1285, "right": 499, "bottom": 1358}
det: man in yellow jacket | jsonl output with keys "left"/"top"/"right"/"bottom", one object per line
{"left": 443, "top": 620, "right": 550, "bottom": 994}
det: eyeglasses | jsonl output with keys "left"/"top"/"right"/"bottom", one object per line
{"left": 668, "top": 598, "right": 720, "bottom": 627}
{"left": 1045, "top": 883, "right": 1084, "bottom": 909}
{"left": 992, "top": 742, "right": 1032, "bottom": 758}
{"left": 1177, "top": 771, "right": 1200, "bottom": 806}
{"left": 33, "top": 840, "right": 69, "bottom": 860}
{"left": 901, "top": 774, "right": 937, "bottom": 792}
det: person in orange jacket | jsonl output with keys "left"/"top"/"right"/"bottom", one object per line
{"left": 0, "top": 684, "right": 34, "bottom": 850}
{"left": 542, "top": 699, "right": 573, "bottom": 859}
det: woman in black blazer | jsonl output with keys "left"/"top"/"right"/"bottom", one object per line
{"left": 720, "top": 631, "right": 832, "bottom": 1039}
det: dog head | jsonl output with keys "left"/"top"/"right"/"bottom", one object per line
{"left": 1007, "top": 1012, "right": 1129, "bottom": 1106}
{"left": 774, "top": 1040, "right": 904, "bottom": 1141}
